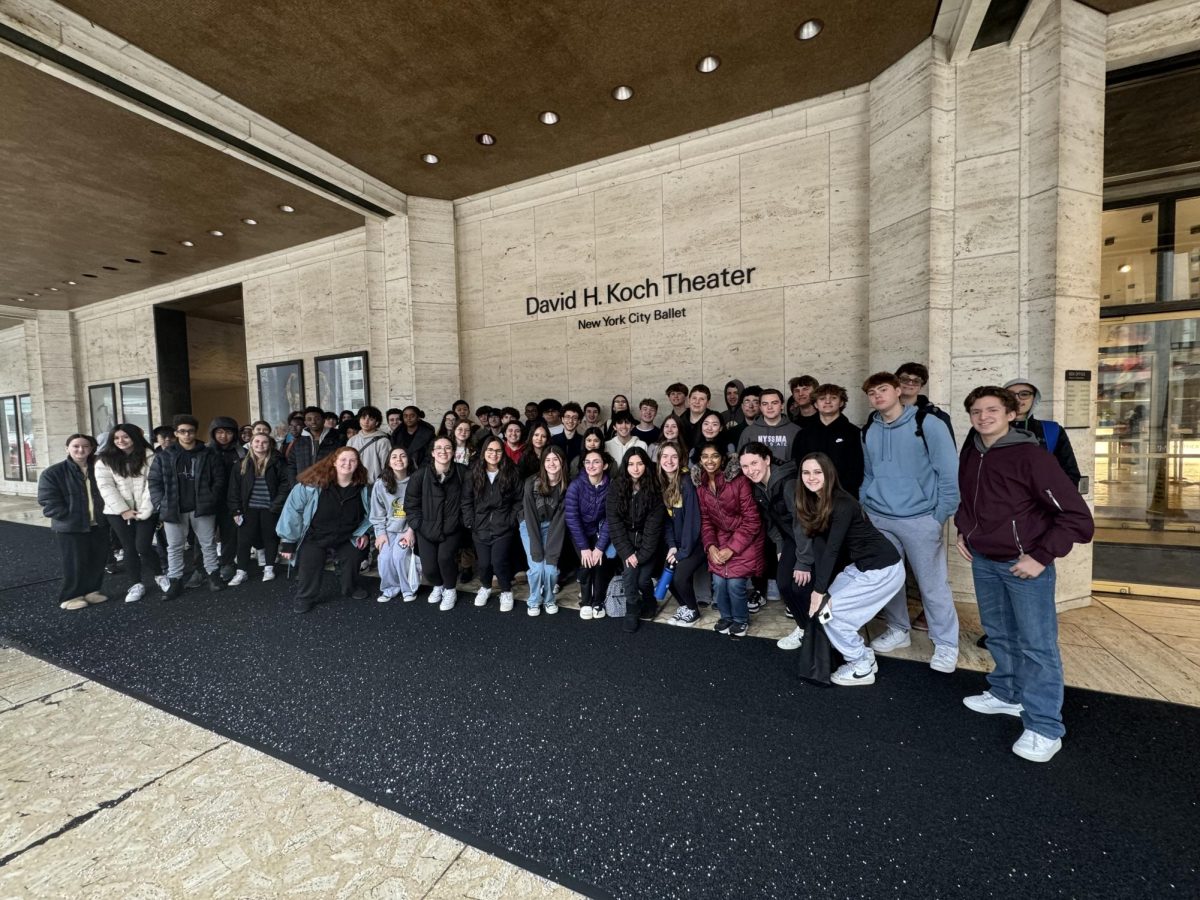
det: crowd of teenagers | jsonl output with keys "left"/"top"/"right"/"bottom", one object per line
{"left": 37, "top": 363, "right": 1093, "bottom": 762}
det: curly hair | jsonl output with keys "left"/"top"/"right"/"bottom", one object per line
{"left": 297, "top": 446, "right": 368, "bottom": 489}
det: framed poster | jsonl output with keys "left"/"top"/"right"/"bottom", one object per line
{"left": 257, "top": 360, "right": 305, "bottom": 439}
{"left": 315, "top": 351, "right": 369, "bottom": 415}
{"left": 88, "top": 383, "right": 117, "bottom": 438}
{"left": 18, "top": 393, "right": 37, "bottom": 482}
{"left": 119, "top": 379, "right": 152, "bottom": 436}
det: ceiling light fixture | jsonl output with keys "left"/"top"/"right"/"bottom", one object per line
{"left": 697, "top": 55, "right": 721, "bottom": 73}
{"left": 1141, "top": 212, "right": 1153, "bottom": 223}
{"left": 31, "top": 292, "right": 39, "bottom": 297}
{"left": 476, "top": 133, "right": 496, "bottom": 145}
{"left": 208, "top": 230, "right": 224, "bottom": 237}
{"left": 102, "top": 265, "right": 118, "bottom": 271}
{"left": 539, "top": 111, "right": 559, "bottom": 125}
{"left": 49, "top": 287, "right": 59, "bottom": 292}
{"left": 421, "top": 153, "right": 439, "bottom": 165}
{"left": 66, "top": 280, "right": 77, "bottom": 285}
{"left": 151, "top": 250, "right": 167, "bottom": 255}
{"left": 1104, "top": 236, "right": 1115, "bottom": 246}
{"left": 1118, "top": 264, "right": 1132, "bottom": 273}
{"left": 796, "top": 19, "right": 824, "bottom": 40}
{"left": 125, "top": 258, "right": 142, "bottom": 264}
{"left": 16, "top": 297, "right": 25, "bottom": 302}
{"left": 82, "top": 273, "right": 97, "bottom": 278}
{"left": 180, "top": 240, "right": 195, "bottom": 247}
{"left": 242, "top": 218, "right": 257, "bottom": 225}
{"left": 278, "top": 204, "right": 295, "bottom": 213}
{"left": 612, "top": 85, "right": 634, "bottom": 101}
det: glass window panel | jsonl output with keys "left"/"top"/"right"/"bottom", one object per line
{"left": 1173, "top": 196, "right": 1200, "bottom": 302}
{"left": 1101, "top": 204, "right": 1159, "bottom": 307}
{"left": 119, "top": 381, "right": 152, "bottom": 437}
{"left": 18, "top": 394, "right": 36, "bottom": 482}
{"left": 316, "top": 354, "right": 368, "bottom": 414}
{"left": 1, "top": 397, "right": 21, "bottom": 481}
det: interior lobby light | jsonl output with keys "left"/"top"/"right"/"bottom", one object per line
{"left": 242, "top": 218, "right": 258, "bottom": 225}
{"left": 421, "top": 153, "right": 439, "bottom": 165}
{"left": 180, "top": 240, "right": 195, "bottom": 247}
{"left": 66, "top": 280, "right": 77, "bottom": 285}
{"left": 796, "top": 19, "right": 824, "bottom": 40}
{"left": 697, "top": 55, "right": 721, "bottom": 73}
{"left": 612, "top": 85, "right": 634, "bottom": 101}
{"left": 539, "top": 111, "right": 559, "bottom": 125}
{"left": 278, "top": 205, "right": 295, "bottom": 213}
{"left": 208, "top": 230, "right": 224, "bottom": 237}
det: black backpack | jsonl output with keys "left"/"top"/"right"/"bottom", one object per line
{"left": 861, "top": 402, "right": 954, "bottom": 454}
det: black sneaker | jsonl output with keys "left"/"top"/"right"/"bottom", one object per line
{"left": 784, "top": 607, "right": 795, "bottom": 619}
{"left": 184, "top": 570, "right": 205, "bottom": 590}
{"left": 746, "top": 589, "right": 765, "bottom": 613}
{"left": 163, "top": 578, "right": 184, "bottom": 601}
{"left": 622, "top": 614, "right": 640, "bottom": 633}
{"left": 207, "top": 572, "right": 226, "bottom": 593}
{"left": 728, "top": 622, "right": 748, "bottom": 639}
{"left": 218, "top": 564, "right": 236, "bottom": 583}
{"left": 713, "top": 617, "right": 732, "bottom": 634}
{"left": 292, "top": 600, "right": 314, "bottom": 614}
{"left": 346, "top": 588, "right": 368, "bottom": 601}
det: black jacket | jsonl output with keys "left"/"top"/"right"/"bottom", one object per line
{"left": 404, "top": 462, "right": 468, "bottom": 542}
{"left": 462, "top": 468, "right": 522, "bottom": 543}
{"left": 810, "top": 491, "right": 901, "bottom": 594}
{"left": 227, "top": 453, "right": 291, "bottom": 516}
{"left": 287, "top": 428, "right": 343, "bottom": 481}
{"left": 1016, "top": 415, "right": 1082, "bottom": 487}
{"left": 749, "top": 460, "right": 814, "bottom": 571}
{"left": 523, "top": 476, "right": 567, "bottom": 565}
{"left": 148, "top": 443, "right": 227, "bottom": 523}
{"left": 606, "top": 484, "right": 665, "bottom": 566}
{"left": 392, "top": 421, "right": 436, "bottom": 469}
{"left": 37, "top": 458, "right": 108, "bottom": 533}
{"left": 794, "top": 414, "right": 865, "bottom": 498}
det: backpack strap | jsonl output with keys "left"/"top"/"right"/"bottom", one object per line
{"left": 1041, "top": 420, "right": 1061, "bottom": 454}
{"left": 863, "top": 410, "right": 930, "bottom": 455}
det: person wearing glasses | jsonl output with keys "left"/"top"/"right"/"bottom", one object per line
{"left": 148, "top": 415, "right": 228, "bottom": 600}
{"left": 895, "top": 362, "right": 956, "bottom": 445}
{"left": 1000, "top": 379, "right": 1081, "bottom": 488}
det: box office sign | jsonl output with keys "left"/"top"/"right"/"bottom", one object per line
{"left": 525, "top": 265, "right": 758, "bottom": 317}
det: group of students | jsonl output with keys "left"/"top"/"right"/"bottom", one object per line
{"left": 37, "top": 362, "right": 1093, "bottom": 762}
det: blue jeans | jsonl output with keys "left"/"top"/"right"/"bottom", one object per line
{"left": 519, "top": 520, "right": 558, "bottom": 609}
{"left": 972, "top": 555, "right": 1064, "bottom": 740}
{"left": 712, "top": 574, "right": 749, "bottom": 625}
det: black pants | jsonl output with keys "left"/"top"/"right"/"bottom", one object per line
{"left": 667, "top": 549, "right": 707, "bottom": 611}
{"left": 418, "top": 532, "right": 460, "bottom": 591}
{"left": 105, "top": 514, "right": 161, "bottom": 587}
{"left": 778, "top": 541, "right": 815, "bottom": 624}
{"left": 237, "top": 508, "right": 280, "bottom": 571}
{"left": 620, "top": 559, "right": 655, "bottom": 615}
{"left": 294, "top": 537, "right": 364, "bottom": 603}
{"left": 474, "top": 532, "right": 514, "bottom": 591}
{"left": 578, "top": 554, "right": 616, "bottom": 610}
{"left": 215, "top": 507, "right": 238, "bottom": 567}
{"left": 56, "top": 527, "right": 109, "bottom": 602}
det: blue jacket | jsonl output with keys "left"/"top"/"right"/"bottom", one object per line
{"left": 276, "top": 482, "right": 371, "bottom": 565}
{"left": 565, "top": 474, "right": 610, "bottom": 553}
{"left": 662, "top": 476, "right": 701, "bottom": 560}
{"left": 860, "top": 403, "right": 959, "bottom": 523}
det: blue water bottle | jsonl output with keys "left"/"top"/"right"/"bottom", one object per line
{"left": 654, "top": 558, "right": 676, "bottom": 601}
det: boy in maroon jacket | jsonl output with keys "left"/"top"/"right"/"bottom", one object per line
{"left": 955, "top": 386, "right": 1094, "bottom": 763}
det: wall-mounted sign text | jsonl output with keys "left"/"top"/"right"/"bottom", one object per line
{"left": 526, "top": 266, "right": 756, "bottom": 316}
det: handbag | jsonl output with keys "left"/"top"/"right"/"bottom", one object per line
{"left": 604, "top": 573, "right": 627, "bottom": 618}
{"left": 795, "top": 596, "right": 840, "bottom": 687}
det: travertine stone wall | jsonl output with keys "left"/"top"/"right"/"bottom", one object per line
{"left": 29, "top": 311, "right": 80, "bottom": 492}
{"left": 0, "top": 326, "right": 33, "bottom": 495}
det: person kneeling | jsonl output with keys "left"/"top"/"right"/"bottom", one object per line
{"left": 277, "top": 447, "right": 372, "bottom": 614}
{"left": 797, "top": 453, "right": 905, "bottom": 686}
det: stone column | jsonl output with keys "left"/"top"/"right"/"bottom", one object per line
{"left": 25, "top": 310, "right": 79, "bottom": 468}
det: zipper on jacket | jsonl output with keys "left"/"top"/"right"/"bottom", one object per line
{"left": 964, "top": 452, "right": 984, "bottom": 547}
{"left": 1044, "top": 488, "right": 1063, "bottom": 511}
{"left": 1011, "top": 520, "right": 1025, "bottom": 555}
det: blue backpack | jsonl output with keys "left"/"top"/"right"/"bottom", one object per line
{"left": 1041, "top": 420, "right": 1061, "bottom": 454}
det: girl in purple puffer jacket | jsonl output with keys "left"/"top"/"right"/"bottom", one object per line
{"left": 564, "top": 447, "right": 615, "bottom": 620}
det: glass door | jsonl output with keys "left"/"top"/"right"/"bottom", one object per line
{"left": 18, "top": 394, "right": 37, "bottom": 482}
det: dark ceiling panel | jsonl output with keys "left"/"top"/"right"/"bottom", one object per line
{"left": 58, "top": 0, "right": 941, "bottom": 199}
{"left": 1105, "top": 64, "right": 1200, "bottom": 178}
{"left": 0, "top": 54, "right": 364, "bottom": 310}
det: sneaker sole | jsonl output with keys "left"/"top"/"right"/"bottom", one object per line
{"left": 870, "top": 639, "right": 911, "bottom": 653}
{"left": 1012, "top": 741, "right": 1061, "bottom": 763}
{"left": 963, "top": 698, "right": 1023, "bottom": 717}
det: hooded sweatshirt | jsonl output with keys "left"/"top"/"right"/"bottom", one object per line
{"left": 1001, "top": 378, "right": 1081, "bottom": 487}
{"left": 860, "top": 402, "right": 959, "bottom": 523}
{"left": 721, "top": 379, "right": 746, "bottom": 426}
{"left": 955, "top": 427, "right": 1093, "bottom": 565}
{"left": 736, "top": 415, "right": 801, "bottom": 464}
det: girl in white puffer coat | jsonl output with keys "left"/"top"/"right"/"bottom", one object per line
{"left": 95, "top": 424, "right": 163, "bottom": 602}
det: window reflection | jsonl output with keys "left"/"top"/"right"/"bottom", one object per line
{"left": 1101, "top": 204, "right": 1157, "bottom": 306}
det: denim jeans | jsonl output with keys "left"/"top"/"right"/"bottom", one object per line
{"left": 712, "top": 574, "right": 749, "bottom": 625}
{"left": 519, "top": 520, "right": 558, "bottom": 609}
{"left": 971, "top": 555, "right": 1064, "bottom": 740}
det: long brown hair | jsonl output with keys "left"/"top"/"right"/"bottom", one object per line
{"left": 535, "top": 445, "right": 567, "bottom": 496}
{"left": 656, "top": 440, "right": 686, "bottom": 507}
{"left": 297, "top": 446, "right": 368, "bottom": 489}
{"left": 795, "top": 452, "right": 841, "bottom": 536}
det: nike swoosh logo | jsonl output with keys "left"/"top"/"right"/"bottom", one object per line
{"left": 853, "top": 671, "right": 872, "bottom": 679}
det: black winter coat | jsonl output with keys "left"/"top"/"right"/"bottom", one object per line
{"left": 287, "top": 428, "right": 343, "bottom": 481}
{"left": 227, "top": 453, "right": 291, "bottom": 516}
{"left": 148, "top": 443, "right": 227, "bottom": 523}
{"left": 462, "top": 469, "right": 522, "bottom": 543}
{"left": 606, "top": 484, "right": 665, "bottom": 566}
{"left": 392, "top": 421, "right": 435, "bottom": 469}
{"left": 749, "top": 460, "right": 814, "bottom": 570}
{"left": 794, "top": 414, "right": 865, "bottom": 498}
{"left": 37, "top": 458, "right": 108, "bottom": 533}
{"left": 404, "top": 462, "right": 468, "bottom": 542}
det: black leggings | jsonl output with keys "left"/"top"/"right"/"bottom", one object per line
{"left": 56, "top": 527, "right": 109, "bottom": 602}
{"left": 474, "top": 532, "right": 514, "bottom": 591}
{"left": 777, "top": 541, "right": 815, "bottom": 624}
{"left": 418, "top": 533, "right": 460, "bottom": 591}
{"left": 620, "top": 560, "right": 655, "bottom": 615}
{"left": 105, "top": 514, "right": 161, "bottom": 587}
{"left": 667, "top": 549, "right": 707, "bottom": 611}
{"left": 237, "top": 508, "right": 280, "bottom": 570}
{"left": 294, "top": 537, "right": 364, "bottom": 602}
{"left": 578, "top": 554, "right": 616, "bottom": 609}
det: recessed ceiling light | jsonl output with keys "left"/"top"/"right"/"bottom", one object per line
{"left": 208, "top": 230, "right": 224, "bottom": 237}
{"left": 421, "top": 153, "right": 439, "bottom": 165}
{"left": 1141, "top": 212, "right": 1153, "bottom": 223}
{"left": 612, "top": 85, "right": 634, "bottom": 101}
{"left": 796, "top": 19, "right": 823, "bottom": 40}
{"left": 476, "top": 133, "right": 496, "bottom": 146}
{"left": 278, "top": 205, "right": 295, "bottom": 213}
{"left": 539, "top": 111, "right": 559, "bottom": 125}
{"left": 66, "top": 280, "right": 77, "bottom": 285}
{"left": 82, "top": 273, "right": 97, "bottom": 278}
{"left": 102, "top": 265, "right": 118, "bottom": 271}
{"left": 242, "top": 218, "right": 258, "bottom": 225}
{"left": 49, "top": 287, "right": 59, "bottom": 292}
{"left": 697, "top": 55, "right": 721, "bottom": 73}
{"left": 16, "top": 297, "right": 24, "bottom": 302}
{"left": 1118, "top": 264, "right": 1132, "bottom": 273}
{"left": 151, "top": 249, "right": 167, "bottom": 255}
{"left": 31, "top": 292, "right": 39, "bottom": 297}
{"left": 180, "top": 240, "right": 195, "bottom": 247}
{"left": 125, "top": 258, "right": 141, "bottom": 264}
{"left": 1104, "top": 236, "right": 1115, "bottom": 246}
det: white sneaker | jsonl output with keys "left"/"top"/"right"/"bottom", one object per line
{"left": 580, "top": 605, "right": 594, "bottom": 620}
{"left": 499, "top": 592, "right": 514, "bottom": 612}
{"left": 256, "top": 549, "right": 267, "bottom": 567}
{"left": 1012, "top": 729, "right": 1062, "bottom": 763}
{"left": 831, "top": 652, "right": 878, "bottom": 686}
{"left": 527, "top": 605, "right": 541, "bottom": 616}
{"left": 402, "top": 593, "right": 416, "bottom": 603}
{"left": 113, "top": 549, "right": 124, "bottom": 562}
{"left": 227, "top": 569, "right": 248, "bottom": 587}
{"left": 474, "top": 586, "right": 491, "bottom": 608}
{"left": 963, "top": 691, "right": 1024, "bottom": 717}
{"left": 776, "top": 626, "right": 804, "bottom": 651}
{"left": 124, "top": 583, "right": 145, "bottom": 603}
{"left": 262, "top": 565, "right": 275, "bottom": 581}
{"left": 376, "top": 593, "right": 392, "bottom": 603}
{"left": 545, "top": 602, "right": 559, "bottom": 615}
{"left": 930, "top": 645, "right": 958, "bottom": 673}
{"left": 870, "top": 625, "right": 911, "bottom": 653}
{"left": 592, "top": 606, "right": 605, "bottom": 619}
{"left": 155, "top": 575, "right": 171, "bottom": 593}
{"left": 428, "top": 586, "right": 443, "bottom": 605}
{"left": 439, "top": 590, "right": 456, "bottom": 612}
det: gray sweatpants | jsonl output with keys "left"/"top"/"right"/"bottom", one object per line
{"left": 163, "top": 512, "right": 219, "bottom": 580}
{"left": 869, "top": 512, "right": 959, "bottom": 651}
{"left": 822, "top": 561, "right": 906, "bottom": 662}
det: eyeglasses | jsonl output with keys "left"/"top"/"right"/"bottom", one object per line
{"left": 897, "top": 376, "right": 924, "bottom": 386}
{"left": 483, "top": 447, "right": 502, "bottom": 454}
{"left": 175, "top": 428, "right": 196, "bottom": 435}
{"left": 1013, "top": 390, "right": 1035, "bottom": 399}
